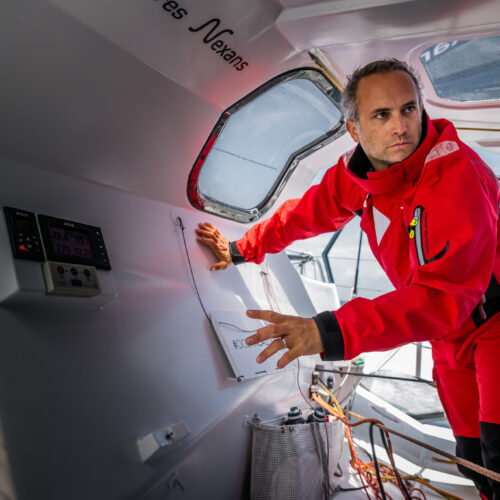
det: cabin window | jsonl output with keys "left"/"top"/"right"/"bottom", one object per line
{"left": 420, "top": 36, "right": 500, "bottom": 102}
{"left": 188, "top": 68, "right": 344, "bottom": 222}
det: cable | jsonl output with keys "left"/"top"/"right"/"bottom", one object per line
{"left": 371, "top": 347, "right": 402, "bottom": 375}
{"left": 297, "top": 358, "right": 314, "bottom": 409}
{"left": 369, "top": 422, "right": 388, "bottom": 500}
{"left": 337, "top": 485, "right": 367, "bottom": 492}
{"left": 313, "top": 392, "right": 500, "bottom": 498}
{"left": 318, "top": 381, "right": 344, "bottom": 416}
{"left": 379, "top": 427, "right": 412, "bottom": 499}
{"left": 314, "top": 393, "right": 422, "bottom": 499}
{"left": 177, "top": 217, "right": 211, "bottom": 323}
{"left": 315, "top": 367, "right": 435, "bottom": 386}
{"left": 217, "top": 322, "right": 257, "bottom": 333}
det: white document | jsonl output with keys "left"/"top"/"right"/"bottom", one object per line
{"left": 211, "top": 310, "right": 295, "bottom": 381}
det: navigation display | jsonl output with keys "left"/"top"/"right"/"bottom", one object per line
{"left": 49, "top": 225, "right": 94, "bottom": 259}
{"left": 38, "top": 214, "right": 111, "bottom": 270}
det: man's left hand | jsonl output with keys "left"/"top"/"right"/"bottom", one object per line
{"left": 245, "top": 310, "right": 324, "bottom": 368}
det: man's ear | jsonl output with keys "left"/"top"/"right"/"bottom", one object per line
{"left": 346, "top": 120, "right": 360, "bottom": 143}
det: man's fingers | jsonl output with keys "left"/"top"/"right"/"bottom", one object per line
{"left": 245, "top": 322, "right": 285, "bottom": 345}
{"left": 197, "top": 222, "right": 216, "bottom": 230}
{"left": 254, "top": 339, "right": 298, "bottom": 368}
{"left": 256, "top": 338, "right": 287, "bottom": 364}
{"left": 196, "top": 236, "right": 218, "bottom": 250}
{"left": 195, "top": 228, "right": 216, "bottom": 239}
{"left": 246, "top": 309, "right": 286, "bottom": 324}
{"left": 244, "top": 312, "right": 323, "bottom": 368}
{"left": 277, "top": 349, "right": 297, "bottom": 369}
{"left": 210, "top": 261, "right": 230, "bottom": 271}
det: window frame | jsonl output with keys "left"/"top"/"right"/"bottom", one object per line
{"left": 187, "top": 67, "right": 345, "bottom": 223}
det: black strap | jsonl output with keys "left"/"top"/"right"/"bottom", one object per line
{"left": 471, "top": 274, "right": 500, "bottom": 328}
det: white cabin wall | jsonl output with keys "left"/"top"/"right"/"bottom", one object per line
{"left": 0, "top": 156, "right": 327, "bottom": 499}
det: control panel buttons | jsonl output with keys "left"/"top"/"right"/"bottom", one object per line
{"left": 43, "top": 261, "right": 100, "bottom": 297}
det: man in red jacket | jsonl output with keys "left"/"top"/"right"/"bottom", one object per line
{"left": 196, "top": 59, "right": 500, "bottom": 498}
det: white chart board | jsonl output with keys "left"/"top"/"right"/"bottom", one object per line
{"left": 211, "top": 310, "right": 295, "bottom": 381}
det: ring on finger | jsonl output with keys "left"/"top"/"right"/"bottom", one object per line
{"left": 281, "top": 337, "right": 287, "bottom": 349}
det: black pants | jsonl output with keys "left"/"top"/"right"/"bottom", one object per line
{"left": 455, "top": 422, "right": 500, "bottom": 499}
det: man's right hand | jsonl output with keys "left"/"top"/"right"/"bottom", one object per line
{"left": 195, "top": 222, "right": 232, "bottom": 271}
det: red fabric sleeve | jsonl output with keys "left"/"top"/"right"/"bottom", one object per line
{"left": 235, "top": 161, "right": 365, "bottom": 264}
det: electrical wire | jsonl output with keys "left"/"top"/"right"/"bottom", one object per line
{"left": 258, "top": 257, "right": 317, "bottom": 416}
{"left": 313, "top": 392, "right": 429, "bottom": 500}
{"left": 379, "top": 427, "right": 412, "bottom": 500}
{"left": 316, "top": 367, "right": 435, "bottom": 386}
{"left": 371, "top": 347, "right": 402, "bottom": 375}
{"left": 369, "top": 422, "right": 388, "bottom": 500}
{"left": 317, "top": 384, "right": 427, "bottom": 499}
{"left": 177, "top": 217, "right": 211, "bottom": 323}
{"left": 318, "top": 382, "right": 386, "bottom": 499}
{"left": 217, "top": 322, "right": 257, "bottom": 333}
{"left": 297, "top": 358, "right": 314, "bottom": 409}
{"left": 337, "top": 485, "right": 367, "bottom": 492}
{"left": 313, "top": 389, "right": 498, "bottom": 499}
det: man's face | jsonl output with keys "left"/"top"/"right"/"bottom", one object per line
{"left": 346, "top": 70, "right": 422, "bottom": 171}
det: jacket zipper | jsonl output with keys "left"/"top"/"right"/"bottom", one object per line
{"left": 412, "top": 206, "right": 426, "bottom": 266}
{"left": 409, "top": 205, "right": 449, "bottom": 265}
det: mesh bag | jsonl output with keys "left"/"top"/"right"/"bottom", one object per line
{"left": 250, "top": 418, "right": 344, "bottom": 500}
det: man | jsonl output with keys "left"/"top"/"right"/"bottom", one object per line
{"left": 196, "top": 59, "right": 500, "bottom": 499}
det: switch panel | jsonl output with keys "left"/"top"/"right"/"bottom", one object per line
{"left": 3, "top": 207, "right": 44, "bottom": 262}
{"left": 43, "top": 261, "right": 100, "bottom": 297}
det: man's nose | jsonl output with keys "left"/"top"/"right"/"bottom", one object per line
{"left": 391, "top": 113, "right": 408, "bottom": 135}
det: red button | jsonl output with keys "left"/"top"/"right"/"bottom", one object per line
{"left": 17, "top": 244, "right": 28, "bottom": 252}
{"left": 57, "top": 266, "right": 65, "bottom": 274}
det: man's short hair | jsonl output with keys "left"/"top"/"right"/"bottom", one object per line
{"left": 341, "top": 59, "right": 423, "bottom": 122}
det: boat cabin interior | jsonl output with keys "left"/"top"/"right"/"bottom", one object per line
{"left": 0, "top": 0, "right": 499, "bottom": 499}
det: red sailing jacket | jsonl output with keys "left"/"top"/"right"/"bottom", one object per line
{"left": 234, "top": 113, "right": 500, "bottom": 361}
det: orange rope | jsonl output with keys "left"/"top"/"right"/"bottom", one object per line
{"left": 312, "top": 392, "right": 458, "bottom": 500}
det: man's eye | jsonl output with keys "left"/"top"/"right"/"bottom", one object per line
{"left": 405, "top": 105, "right": 417, "bottom": 113}
{"left": 375, "top": 112, "right": 387, "bottom": 119}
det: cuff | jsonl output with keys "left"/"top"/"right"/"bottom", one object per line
{"left": 229, "top": 241, "right": 246, "bottom": 265}
{"left": 313, "top": 311, "right": 345, "bottom": 361}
